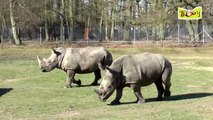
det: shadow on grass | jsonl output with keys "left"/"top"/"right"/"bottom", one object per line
{"left": 109, "top": 92, "right": 213, "bottom": 106}
{"left": 147, "top": 92, "right": 213, "bottom": 102}
{"left": 71, "top": 84, "right": 100, "bottom": 88}
{"left": 0, "top": 88, "right": 13, "bottom": 97}
{"left": 79, "top": 84, "right": 100, "bottom": 87}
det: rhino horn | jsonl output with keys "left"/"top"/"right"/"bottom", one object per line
{"left": 51, "top": 48, "right": 61, "bottom": 56}
{"left": 37, "top": 56, "right": 42, "bottom": 64}
{"left": 94, "top": 89, "right": 102, "bottom": 96}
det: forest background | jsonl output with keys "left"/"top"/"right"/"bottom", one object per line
{"left": 0, "top": 0, "right": 212, "bottom": 45}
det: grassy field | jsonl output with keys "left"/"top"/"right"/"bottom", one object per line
{"left": 0, "top": 46, "right": 213, "bottom": 120}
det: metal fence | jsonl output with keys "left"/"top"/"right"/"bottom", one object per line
{"left": 0, "top": 23, "right": 212, "bottom": 46}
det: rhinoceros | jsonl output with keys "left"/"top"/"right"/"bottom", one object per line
{"left": 95, "top": 52, "right": 172, "bottom": 105}
{"left": 37, "top": 47, "right": 113, "bottom": 88}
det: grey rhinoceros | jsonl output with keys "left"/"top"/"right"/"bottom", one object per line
{"left": 37, "top": 47, "right": 113, "bottom": 88}
{"left": 95, "top": 52, "right": 172, "bottom": 105}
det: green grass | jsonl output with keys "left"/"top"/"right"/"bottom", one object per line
{"left": 0, "top": 47, "right": 213, "bottom": 120}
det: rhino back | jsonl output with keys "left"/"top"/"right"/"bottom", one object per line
{"left": 62, "top": 47, "right": 108, "bottom": 73}
{"left": 119, "top": 53, "right": 167, "bottom": 85}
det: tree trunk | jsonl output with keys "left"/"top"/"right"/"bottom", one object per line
{"left": 198, "top": 19, "right": 203, "bottom": 41}
{"left": 60, "top": 0, "right": 65, "bottom": 43}
{"left": 160, "top": 23, "right": 165, "bottom": 43}
{"left": 104, "top": 21, "right": 108, "bottom": 41}
{"left": 99, "top": 10, "right": 103, "bottom": 41}
{"left": 84, "top": 16, "right": 90, "bottom": 41}
{"left": 69, "top": 0, "right": 74, "bottom": 41}
{"left": 158, "top": 0, "right": 165, "bottom": 44}
{"left": 104, "top": 2, "right": 109, "bottom": 41}
{"left": 45, "top": 20, "right": 49, "bottom": 42}
{"left": 186, "top": 20, "right": 194, "bottom": 42}
{"left": 45, "top": 0, "right": 50, "bottom": 42}
{"left": 10, "top": 0, "right": 22, "bottom": 45}
{"left": 152, "top": 26, "right": 157, "bottom": 42}
{"left": 109, "top": 3, "right": 114, "bottom": 41}
{"left": 110, "top": 20, "right": 114, "bottom": 41}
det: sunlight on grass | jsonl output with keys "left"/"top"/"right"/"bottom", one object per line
{"left": 0, "top": 47, "right": 213, "bottom": 120}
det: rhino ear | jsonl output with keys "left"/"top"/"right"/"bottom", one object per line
{"left": 105, "top": 66, "right": 114, "bottom": 73}
{"left": 98, "top": 63, "right": 104, "bottom": 71}
{"left": 106, "top": 66, "right": 109, "bottom": 70}
{"left": 51, "top": 48, "right": 61, "bottom": 56}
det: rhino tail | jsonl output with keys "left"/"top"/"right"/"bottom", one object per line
{"left": 104, "top": 50, "right": 113, "bottom": 66}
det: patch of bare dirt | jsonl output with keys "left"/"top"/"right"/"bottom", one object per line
{"left": 192, "top": 67, "right": 213, "bottom": 72}
{"left": 53, "top": 110, "right": 80, "bottom": 119}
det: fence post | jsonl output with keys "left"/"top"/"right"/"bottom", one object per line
{"left": 202, "top": 24, "right": 204, "bottom": 43}
{"left": 1, "top": 34, "right": 3, "bottom": 49}
{"left": 178, "top": 21, "right": 180, "bottom": 44}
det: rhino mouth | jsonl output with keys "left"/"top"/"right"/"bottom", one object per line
{"left": 99, "top": 90, "right": 114, "bottom": 102}
{"left": 95, "top": 88, "right": 114, "bottom": 102}
{"left": 99, "top": 95, "right": 108, "bottom": 102}
{"left": 40, "top": 67, "right": 49, "bottom": 72}
{"left": 41, "top": 68, "right": 47, "bottom": 72}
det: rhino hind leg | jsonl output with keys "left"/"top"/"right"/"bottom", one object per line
{"left": 154, "top": 78, "right": 165, "bottom": 101}
{"left": 73, "top": 79, "right": 81, "bottom": 86}
{"left": 91, "top": 69, "right": 101, "bottom": 86}
{"left": 163, "top": 75, "right": 171, "bottom": 97}
{"left": 162, "top": 63, "right": 172, "bottom": 97}
{"left": 164, "top": 79, "right": 171, "bottom": 97}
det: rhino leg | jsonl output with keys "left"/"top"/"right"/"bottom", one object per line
{"left": 163, "top": 77, "right": 171, "bottom": 97}
{"left": 162, "top": 61, "right": 172, "bottom": 97}
{"left": 73, "top": 79, "right": 81, "bottom": 86}
{"left": 65, "top": 70, "right": 75, "bottom": 88}
{"left": 131, "top": 84, "right": 145, "bottom": 104}
{"left": 110, "top": 88, "right": 123, "bottom": 105}
{"left": 154, "top": 78, "right": 165, "bottom": 101}
{"left": 91, "top": 69, "right": 101, "bottom": 86}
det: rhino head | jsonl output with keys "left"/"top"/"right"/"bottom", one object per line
{"left": 95, "top": 67, "right": 116, "bottom": 102}
{"left": 37, "top": 48, "right": 63, "bottom": 72}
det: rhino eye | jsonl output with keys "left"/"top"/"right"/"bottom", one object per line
{"left": 107, "top": 86, "right": 112, "bottom": 91}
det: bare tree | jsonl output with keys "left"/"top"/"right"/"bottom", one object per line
{"left": 10, "top": 0, "right": 22, "bottom": 45}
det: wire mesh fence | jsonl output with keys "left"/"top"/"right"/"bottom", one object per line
{"left": 0, "top": 23, "right": 212, "bottom": 47}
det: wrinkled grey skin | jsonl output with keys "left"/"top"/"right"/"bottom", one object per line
{"left": 95, "top": 52, "right": 172, "bottom": 105}
{"left": 37, "top": 47, "right": 113, "bottom": 88}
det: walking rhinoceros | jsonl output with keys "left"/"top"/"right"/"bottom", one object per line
{"left": 95, "top": 52, "right": 172, "bottom": 105}
{"left": 37, "top": 47, "right": 113, "bottom": 88}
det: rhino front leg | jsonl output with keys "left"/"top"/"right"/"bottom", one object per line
{"left": 110, "top": 88, "right": 123, "bottom": 105}
{"left": 131, "top": 84, "right": 145, "bottom": 104}
{"left": 91, "top": 69, "right": 101, "bottom": 86}
{"left": 65, "top": 70, "right": 75, "bottom": 88}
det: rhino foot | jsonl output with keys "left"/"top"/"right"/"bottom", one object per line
{"left": 90, "top": 81, "right": 98, "bottom": 86}
{"left": 137, "top": 99, "right": 146, "bottom": 104}
{"left": 64, "top": 85, "right": 72, "bottom": 88}
{"left": 76, "top": 79, "right": 81, "bottom": 86}
{"left": 164, "top": 91, "right": 171, "bottom": 97}
{"left": 110, "top": 100, "right": 121, "bottom": 105}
